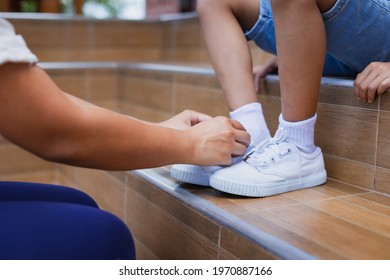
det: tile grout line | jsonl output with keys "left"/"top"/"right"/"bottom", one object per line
{"left": 373, "top": 96, "right": 381, "bottom": 191}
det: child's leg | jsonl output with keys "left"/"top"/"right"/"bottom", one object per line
{"left": 197, "top": 0, "right": 271, "bottom": 145}
{"left": 197, "top": 0, "right": 259, "bottom": 110}
{"left": 271, "top": 0, "right": 336, "bottom": 122}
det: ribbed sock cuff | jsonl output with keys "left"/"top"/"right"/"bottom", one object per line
{"left": 278, "top": 113, "right": 317, "bottom": 153}
{"left": 230, "top": 102, "right": 271, "bottom": 146}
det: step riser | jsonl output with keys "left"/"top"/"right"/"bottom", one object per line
{"left": 6, "top": 15, "right": 272, "bottom": 65}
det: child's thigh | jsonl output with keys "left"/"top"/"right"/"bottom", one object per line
{"left": 323, "top": 0, "right": 390, "bottom": 72}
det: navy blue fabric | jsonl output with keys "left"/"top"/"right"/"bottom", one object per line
{"left": 0, "top": 181, "right": 98, "bottom": 207}
{"left": 0, "top": 181, "right": 135, "bottom": 260}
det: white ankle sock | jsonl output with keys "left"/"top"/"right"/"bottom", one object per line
{"left": 278, "top": 113, "right": 317, "bottom": 154}
{"left": 229, "top": 102, "right": 271, "bottom": 146}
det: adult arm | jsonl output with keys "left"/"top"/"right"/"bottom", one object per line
{"left": 0, "top": 63, "right": 250, "bottom": 170}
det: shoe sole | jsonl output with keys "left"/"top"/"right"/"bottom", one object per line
{"left": 210, "top": 171, "right": 327, "bottom": 197}
{"left": 170, "top": 167, "right": 211, "bottom": 186}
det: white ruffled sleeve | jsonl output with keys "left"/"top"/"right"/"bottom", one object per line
{"left": 0, "top": 18, "right": 38, "bottom": 65}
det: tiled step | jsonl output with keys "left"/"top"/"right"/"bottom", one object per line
{"left": 33, "top": 62, "right": 389, "bottom": 259}
{"left": 42, "top": 61, "right": 389, "bottom": 197}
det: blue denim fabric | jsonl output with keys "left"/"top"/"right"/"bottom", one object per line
{"left": 245, "top": 0, "right": 390, "bottom": 77}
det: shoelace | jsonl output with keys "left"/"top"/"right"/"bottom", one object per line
{"left": 243, "top": 128, "right": 292, "bottom": 167}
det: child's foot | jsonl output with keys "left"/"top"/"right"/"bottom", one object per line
{"left": 209, "top": 128, "right": 327, "bottom": 197}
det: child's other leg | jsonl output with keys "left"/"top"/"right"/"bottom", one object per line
{"left": 271, "top": 0, "right": 336, "bottom": 122}
{"left": 197, "top": 0, "right": 259, "bottom": 110}
{"left": 196, "top": 0, "right": 271, "bottom": 145}
{"left": 271, "top": 0, "right": 336, "bottom": 154}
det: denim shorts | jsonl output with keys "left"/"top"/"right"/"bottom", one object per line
{"left": 245, "top": 0, "right": 390, "bottom": 77}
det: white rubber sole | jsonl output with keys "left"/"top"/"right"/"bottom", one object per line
{"left": 210, "top": 170, "right": 327, "bottom": 197}
{"left": 170, "top": 165, "right": 212, "bottom": 186}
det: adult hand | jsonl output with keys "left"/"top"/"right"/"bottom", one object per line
{"left": 354, "top": 62, "right": 390, "bottom": 103}
{"left": 159, "top": 110, "right": 212, "bottom": 130}
{"left": 253, "top": 56, "right": 278, "bottom": 93}
{"left": 187, "top": 116, "right": 251, "bottom": 166}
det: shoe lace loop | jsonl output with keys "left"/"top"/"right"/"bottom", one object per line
{"left": 243, "top": 128, "right": 291, "bottom": 167}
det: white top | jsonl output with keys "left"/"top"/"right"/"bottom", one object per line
{"left": 0, "top": 18, "right": 38, "bottom": 65}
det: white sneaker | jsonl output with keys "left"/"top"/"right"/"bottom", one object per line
{"left": 170, "top": 164, "right": 222, "bottom": 186}
{"left": 209, "top": 128, "right": 327, "bottom": 197}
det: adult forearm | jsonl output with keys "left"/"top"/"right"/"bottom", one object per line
{"left": 55, "top": 104, "right": 194, "bottom": 170}
{"left": 0, "top": 64, "right": 191, "bottom": 170}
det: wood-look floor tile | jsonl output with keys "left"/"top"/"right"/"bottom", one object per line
{"left": 122, "top": 78, "right": 174, "bottom": 112}
{"left": 306, "top": 198, "right": 390, "bottom": 238}
{"left": 238, "top": 211, "right": 344, "bottom": 259}
{"left": 323, "top": 179, "right": 371, "bottom": 195}
{"left": 319, "top": 83, "right": 377, "bottom": 109}
{"left": 133, "top": 238, "right": 159, "bottom": 260}
{"left": 375, "top": 167, "right": 390, "bottom": 196}
{"left": 126, "top": 187, "right": 219, "bottom": 259}
{"left": 175, "top": 84, "right": 229, "bottom": 117}
{"left": 377, "top": 111, "right": 390, "bottom": 169}
{"left": 92, "top": 21, "right": 160, "bottom": 48}
{"left": 174, "top": 20, "right": 204, "bottom": 48}
{"left": 55, "top": 164, "right": 76, "bottom": 183}
{"left": 218, "top": 248, "right": 240, "bottom": 260}
{"left": 379, "top": 90, "right": 390, "bottom": 111}
{"left": 119, "top": 102, "right": 172, "bottom": 123}
{"left": 127, "top": 174, "right": 221, "bottom": 244}
{"left": 0, "top": 144, "right": 53, "bottom": 175}
{"left": 316, "top": 104, "right": 377, "bottom": 164}
{"left": 48, "top": 71, "right": 89, "bottom": 99}
{"left": 220, "top": 227, "right": 278, "bottom": 260}
{"left": 12, "top": 19, "right": 69, "bottom": 47}
{"left": 182, "top": 186, "right": 251, "bottom": 216}
{"left": 339, "top": 195, "right": 390, "bottom": 216}
{"left": 258, "top": 95, "right": 282, "bottom": 135}
{"left": 33, "top": 48, "right": 71, "bottom": 62}
{"left": 279, "top": 179, "right": 366, "bottom": 204}
{"left": 356, "top": 193, "right": 390, "bottom": 208}
{"left": 256, "top": 204, "right": 390, "bottom": 259}
{"left": 323, "top": 154, "right": 375, "bottom": 190}
{"left": 175, "top": 72, "right": 220, "bottom": 89}
{"left": 67, "top": 21, "right": 92, "bottom": 48}
{"left": 87, "top": 70, "right": 118, "bottom": 101}
{"left": 0, "top": 170, "right": 56, "bottom": 184}
{"left": 222, "top": 194, "right": 298, "bottom": 212}
{"left": 74, "top": 168, "right": 126, "bottom": 220}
